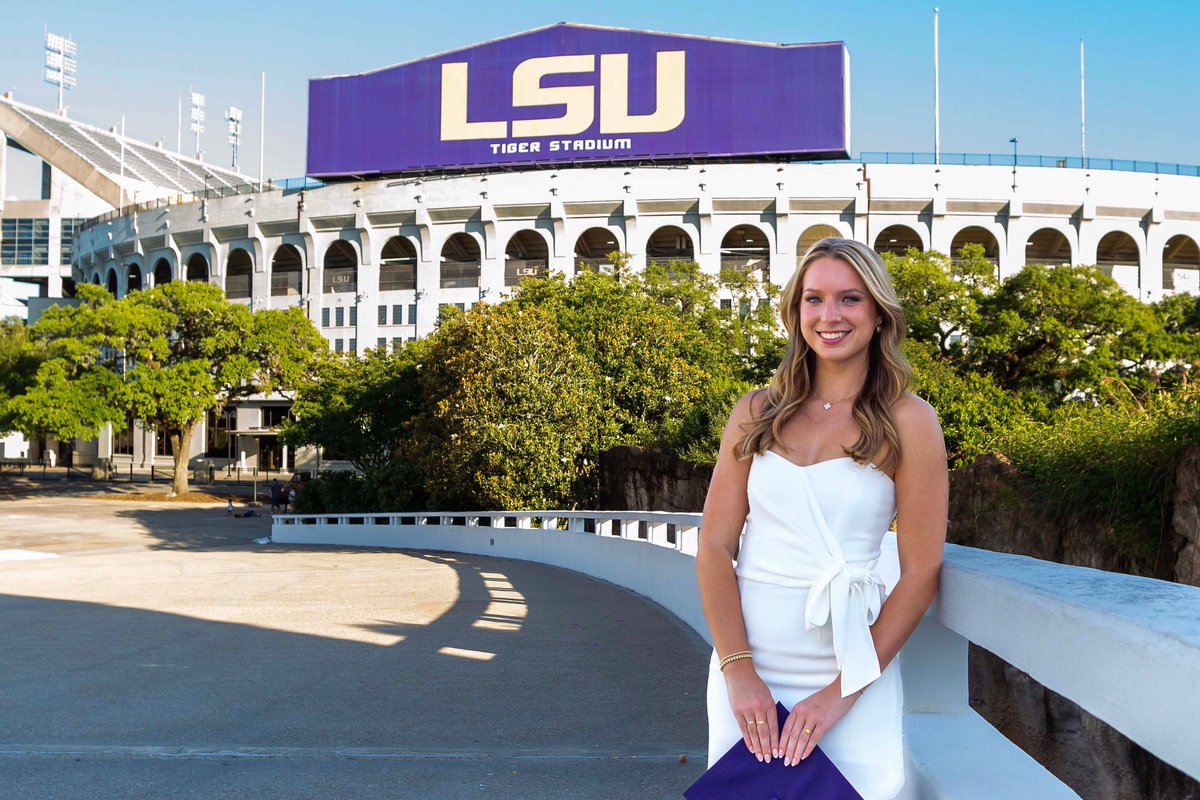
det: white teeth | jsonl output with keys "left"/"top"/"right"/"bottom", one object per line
{"left": 819, "top": 331, "right": 848, "bottom": 340}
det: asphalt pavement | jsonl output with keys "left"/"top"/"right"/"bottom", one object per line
{"left": 0, "top": 491, "right": 710, "bottom": 799}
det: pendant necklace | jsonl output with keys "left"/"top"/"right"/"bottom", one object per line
{"left": 817, "top": 390, "right": 859, "bottom": 411}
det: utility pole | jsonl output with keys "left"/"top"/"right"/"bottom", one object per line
{"left": 933, "top": 8, "right": 941, "bottom": 164}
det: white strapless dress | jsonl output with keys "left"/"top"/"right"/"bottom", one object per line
{"left": 705, "top": 451, "right": 905, "bottom": 800}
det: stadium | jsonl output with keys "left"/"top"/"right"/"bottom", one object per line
{"left": 3, "top": 22, "right": 1200, "bottom": 471}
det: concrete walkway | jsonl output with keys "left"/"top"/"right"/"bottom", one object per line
{"left": 0, "top": 495, "right": 710, "bottom": 798}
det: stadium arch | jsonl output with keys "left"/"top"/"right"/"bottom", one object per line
{"left": 874, "top": 224, "right": 926, "bottom": 255}
{"left": 503, "top": 228, "right": 552, "bottom": 286}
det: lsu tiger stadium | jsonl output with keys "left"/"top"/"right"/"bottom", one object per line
{"left": 2, "top": 22, "right": 1199, "bottom": 470}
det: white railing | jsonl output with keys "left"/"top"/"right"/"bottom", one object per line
{"left": 273, "top": 510, "right": 1200, "bottom": 799}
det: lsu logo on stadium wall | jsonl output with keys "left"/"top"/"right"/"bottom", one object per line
{"left": 307, "top": 23, "right": 849, "bottom": 177}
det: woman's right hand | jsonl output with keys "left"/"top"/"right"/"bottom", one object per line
{"left": 724, "top": 660, "right": 779, "bottom": 762}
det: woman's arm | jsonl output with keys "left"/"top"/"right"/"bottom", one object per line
{"left": 863, "top": 393, "right": 948, "bottom": 676}
{"left": 779, "top": 393, "right": 948, "bottom": 765}
{"left": 695, "top": 389, "right": 782, "bottom": 763}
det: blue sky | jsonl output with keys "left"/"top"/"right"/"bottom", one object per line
{"left": 2, "top": 0, "right": 1198, "bottom": 188}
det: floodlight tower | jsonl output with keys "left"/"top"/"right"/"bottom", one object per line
{"left": 43, "top": 32, "right": 77, "bottom": 113}
{"left": 225, "top": 106, "right": 243, "bottom": 172}
{"left": 190, "top": 92, "right": 206, "bottom": 160}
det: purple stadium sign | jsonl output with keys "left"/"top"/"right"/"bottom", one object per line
{"left": 307, "top": 23, "right": 850, "bottom": 177}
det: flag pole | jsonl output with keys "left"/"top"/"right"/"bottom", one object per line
{"left": 259, "top": 72, "right": 267, "bottom": 191}
{"left": 1080, "top": 38, "right": 1087, "bottom": 167}
{"left": 934, "top": 8, "right": 941, "bottom": 165}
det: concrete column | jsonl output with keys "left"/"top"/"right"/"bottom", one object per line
{"left": 0, "top": 129, "right": 8, "bottom": 214}
{"left": 697, "top": 195, "right": 713, "bottom": 256}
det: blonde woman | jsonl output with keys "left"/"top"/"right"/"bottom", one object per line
{"left": 696, "top": 238, "right": 948, "bottom": 799}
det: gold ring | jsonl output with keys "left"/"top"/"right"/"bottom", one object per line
{"left": 755, "top": 720, "right": 767, "bottom": 725}
{"left": 803, "top": 727, "right": 813, "bottom": 734}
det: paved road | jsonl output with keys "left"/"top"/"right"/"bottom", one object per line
{"left": 0, "top": 496, "right": 710, "bottom": 799}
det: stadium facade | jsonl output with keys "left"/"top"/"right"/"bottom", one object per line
{"left": 4, "top": 23, "right": 1200, "bottom": 471}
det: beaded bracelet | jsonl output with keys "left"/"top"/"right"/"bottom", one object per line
{"left": 719, "top": 650, "right": 753, "bottom": 671}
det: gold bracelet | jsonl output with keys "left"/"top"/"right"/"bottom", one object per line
{"left": 719, "top": 651, "right": 753, "bottom": 671}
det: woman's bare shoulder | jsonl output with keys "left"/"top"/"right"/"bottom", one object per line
{"left": 730, "top": 387, "right": 769, "bottom": 423}
{"left": 894, "top": 391, "right": 940, "bottom": 427}
{"left": 893, "top": 391, "right": 946, "bottom": 459}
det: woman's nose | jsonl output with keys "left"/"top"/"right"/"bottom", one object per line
{"left": 822, "top": 302, "right": 840, "bottom": 322}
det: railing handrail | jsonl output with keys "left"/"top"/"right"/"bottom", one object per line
{"left": 272, "top": 508, "right": 1200, "bottom": 784}
{"left": 275, "top": 509, "right": 705, "bottom": 528}
{"left": 858, "top": 151, "right": 1200, "bottom": 177}
{"left": 932, "top": 542, "right": 1200, "bottom": 779}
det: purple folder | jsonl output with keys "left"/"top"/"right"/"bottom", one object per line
{"left": 684, "top": 702, "right": 863, "bottom": 799}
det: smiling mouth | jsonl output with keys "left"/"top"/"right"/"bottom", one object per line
{"left": 818, "top": 331, "right": 849, "bottom": 342}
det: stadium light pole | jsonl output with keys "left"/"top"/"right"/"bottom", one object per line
{"left": 225, "top": 106, "right": 243, "bottom": 172}
{"left": 201, "top": 172, "right": 213, "bottom": 221}
{"left": 43, "top": 32, "right": 77, "bottom": 113}
{"left": 190, "top": 92, "right": 206, "bottom": 161}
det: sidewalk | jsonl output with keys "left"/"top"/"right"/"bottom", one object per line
{"left": 0, "top": 493, "right": 710, "bottom": 798}
{"left": 0, "top": 465, "right": 281, "bottom": 501}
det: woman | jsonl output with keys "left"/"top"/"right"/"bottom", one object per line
{"left": 696, "top": 237, "right": 948, "bottom": 799}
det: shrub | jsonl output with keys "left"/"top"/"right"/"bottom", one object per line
{"left": 292, "top": 470, "right": 371, "bottom": 514}
{"left": 997, "top": 386, "right": 1200, "bottom": 572}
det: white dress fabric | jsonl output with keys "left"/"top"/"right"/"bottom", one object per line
{"left": 705, "top": 450, "right": 905, "bottom": 800}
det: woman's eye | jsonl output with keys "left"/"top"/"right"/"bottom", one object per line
{"left": 843, "top": 296, "right": 861, "bottom": 304}
{"left": 805, "top": 296, "right": 821, "bottom": 304}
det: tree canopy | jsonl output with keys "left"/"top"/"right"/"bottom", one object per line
{"left": 408, "top": 302, "right": 610, "bottom": 509}
{"left": 11, "top": 282, "right": 326, "bottom": 494}
{"left": 282, "top": 339, "right": 429, "bottom": 473}
{"left": 967, "top": 263, "right": 1172, "bottom": 395}
{"left": 885, "top": 244, "right": 996, "bottom": 357}
{"left": 0, "top": 317, "right": 47, "bottom": 439}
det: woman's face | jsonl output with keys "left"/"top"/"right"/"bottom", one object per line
{"left": 797, "top": 256, "right": 882, "bottom": 366}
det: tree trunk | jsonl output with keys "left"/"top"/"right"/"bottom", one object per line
{"left": 170, "top": 422, "right": 196, "bottom": 497}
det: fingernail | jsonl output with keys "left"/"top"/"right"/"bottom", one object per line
{"left": 765, "top": 754, "right": 771, "bottom": 763}
{"left": 783, "top": 758, "right": 791, "bottom": 767}
{"left": 756, "top": 753, "right": 763, "bottom": 762}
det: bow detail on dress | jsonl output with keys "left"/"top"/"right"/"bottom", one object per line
{"left": 803, "top": 560, "right": 886, "bottom": 698}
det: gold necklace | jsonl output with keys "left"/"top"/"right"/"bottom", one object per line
{"left": 816, "top": 390, "right": 859, "bottom": 411}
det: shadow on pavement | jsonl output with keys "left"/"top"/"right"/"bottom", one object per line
{"left": 0, "top": 549, "right": 709, "bottom": 793}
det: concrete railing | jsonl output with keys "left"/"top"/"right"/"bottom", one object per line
{"left": 273, "top": 511, "right": 1200, "bottom": 799}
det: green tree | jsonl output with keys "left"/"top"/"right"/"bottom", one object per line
{"left": 282, "top": 339, "right": 430, "bottom": 473}
{"left": 884, "top": 245, "right": 996, "bottom": 357}
{"left": 0, "top": 318, "right": 47, "bottom": 438}
{"left": 640, "top": 257, "right": 784, "bottom": 384}
{"left": 1151, "top": 292, "right": 1200, "bottom": 389}
{"left": 1154, "top": 291, "right": 1200, "bottom": 334}
{"left": 666, "top": 375, "right": 757, "bottom": 464}
{"left": 967, "top": 264, "right": 1170, "bottom": 397}
{"left": 408, "top": 302, "right": 610, "bottom": 509}
{"left": 11, "top": 283, "right": 326, "bottom": 495}
{"left": 905, "top": 340, "right": 1030, "bottom": 467}
{"left": 513, "top": 271, "right": 733, "bottom": 447}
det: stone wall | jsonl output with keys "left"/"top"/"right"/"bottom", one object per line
{"left": 598, "top": 445, "right": 712, "bottom": 512}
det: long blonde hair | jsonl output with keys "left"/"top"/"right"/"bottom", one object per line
{"left": 738, "top": 237, "right": 912, "bottom": 474}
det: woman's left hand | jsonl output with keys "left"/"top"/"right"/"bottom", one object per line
{"left": 779, "top": 680, "right": 861, "bottom": 766}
